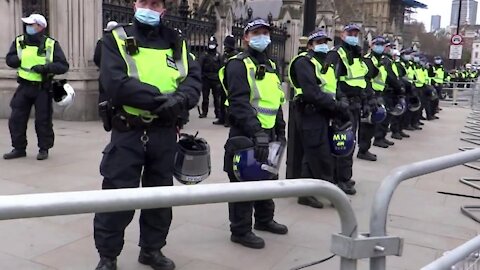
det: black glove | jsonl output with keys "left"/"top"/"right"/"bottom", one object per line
{"left": 334, "top": 99, "right": 349, "bottom": 112}
{"left": 31, "top": 65, "right": 48, "bottom": 74}
{"left": 153, "top": 93, "right": 186, "bottom": 119}
{"left": 253, "top": 131, "right": 270, "bottom": 163}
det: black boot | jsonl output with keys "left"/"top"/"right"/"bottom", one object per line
{"left": 346, "top": 179, "right": 356, "bottom": 187}
{"left": 3, "top": 149, "right": 26, "bottom": 160}
{"left": 297, "top": 196, "right": 324, "bottom": 209}
{"left": 418, "top": 121, "right": 425, "bottom": 125}
{"left": 357, "top": 151, "right": 377, "bottom": 161}
{"left": 231, "top": 232, "right": 265, "bottom": 249}
{"left": 199, "top": 113, "right": 207, "bottom": 118}
{"left": 391, "top": 133, "right": 403, "bottom": 140}
{"left": 212, "top": 119, "right": 225, "bottom": 125}
{"left": 399, "top": 131, "right": 410, "bottom": 138}
{"left": 404, "top": 125, "right": 415, "bottom": 131}
{"left": 138, "top": 249, "right": 175, "bottom": 270}
{"left": 373, "top": 140, "right": 389, "bottom": 148}
{"left": 337, "top": 182, "right": 357, "bottom": 195}
{"left": 383, "top": 138, "right": 395, "bottom": 146}
{"left": 254, "top": 220, "right": 288, "bottom": 234}
{"left": 412, "top": 124, "right": 423, "bottom": 130}
{"left": 95, "top": 257, "right": 117, "bottom": 270}
{"left": 36, "top": 149, "right": 49, "bottom": 160}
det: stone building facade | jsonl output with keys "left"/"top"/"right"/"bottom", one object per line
{"left": 0, "top": 0, "right": 417, "bottom": 120}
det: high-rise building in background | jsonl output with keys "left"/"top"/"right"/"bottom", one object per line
{"left": 451, "top": 0, "right": 478, "bottom": 26}
{"left": 431, "top": 15, "right": 441, "bottom": 32}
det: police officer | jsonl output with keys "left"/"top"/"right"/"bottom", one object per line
{"left": 199, "top": 36, "right": 223, "bottom": 120}
{"left": 4, "top": 14, "right": 69, "bottom": 161}
{"left": 216, "top": 35, "right": 238, "bottom": 127}
{"left": 358, "top": 36, "right": 387, "bottom": 160}
{"left": 93, "top": 1, "right": 201, "bottom": 269}
{"left": 289, "top": 29, "right": 349, "bottom": 208}
{"left": 94, "top": 21, "right": 118, "bottom": 104}
{"left": 432, "top": 56, "right": 446, "bottom": 102}
{"left": 324, "top": 23, "right": 372, "bottom": 195}
{"left": 221, "top": 18, "right": 288, "bottom": 249}
{"left": 373, "top": 43, "right": 405, "bottom": 148}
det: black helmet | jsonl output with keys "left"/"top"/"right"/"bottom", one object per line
{"left": 226, "top": 136, "right": 286, "bottom": 181}
{"left": 328, "top": 121, "right": 355, "bottom": 157}
{"left": 208, "top": 36, "right": 218, "bottom": 49}
{"left": 224, "top": 35, "right": 236, "bottom": 49}
{"left": 407, "top": 96, "right": 421, "bottom": 112}
{"left": 174, "top": 133, "right": 211, "bottom": 185}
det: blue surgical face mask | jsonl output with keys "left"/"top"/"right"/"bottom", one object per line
{"left": 434, "top": 60, "right": 442, "bottom": 65}
{"left": 249, "top": 35, "right": 271, "bottom": 52}
{"left": 314, "top": 44, "right": 329, "bottom": 53}
{"left": 403, "top": 55, "right": 412, "bottom": 61}
{"left": 345, "top": 36, "right": 359, "bottom": 46}
{"left": 372, "top": 45, "right": 384, "bottom": 54}
{"left": 135, "top": 8, "right": 161, "bottom": 26}
{"left": 26, "top": 25, "right": 38, "bottom": 35}
{"left": 413, "top": 56, "right": 420, "bottom": 63}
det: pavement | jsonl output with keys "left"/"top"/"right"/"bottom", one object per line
{"left": 0, "top": 105, "right": 479, "bottom": 270}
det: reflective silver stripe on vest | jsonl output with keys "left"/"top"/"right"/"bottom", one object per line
{"left": 113, "top": 27, "right": 140, "bottom": 79}
{"left": 374, "top": 78, "right": 386, "bottom": 86}
{"left": 247, "top": 67, "right": 278, "bottom": 116}
{"left": 45, "top": 40, "right": 53, "bottom": 64}
{"left": 17, "top": 36, "right": 24, "bottom": 60}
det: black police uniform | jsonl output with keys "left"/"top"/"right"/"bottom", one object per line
{"left": 290, "top": 50, "right": 339, "bottom": 182}
{"left": 199, "top": 47, "right": 223, "bottom": 118}
{"left": 94, "top": 20, "right": 201, "bottom": 259}
{"left": 373, "top": 55, "right": 405, "bottom": 144}
{"left": 5, "top": 32, "right": 69, "bottom": 154}
{"left": 325, "top": 41, "right": 374, "bottom": 187}
{"left": 223, "top": 47, "right": 286, "bottom": 237}
{"left": 217, "top": 47, "right": 239, "bottom": 125}
{"left": 93, "top": 38, "right": 107, "bottom": 104}
{"left": 398, "top": 60, "right": 418, "bottom": 132}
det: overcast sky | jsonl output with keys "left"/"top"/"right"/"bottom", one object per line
{"left": 413, "top": 0, "right": 478, "bottom": 30}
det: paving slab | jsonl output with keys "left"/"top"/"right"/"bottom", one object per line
{"left": 0, "top": 106, "right": 478, "bottom": 270}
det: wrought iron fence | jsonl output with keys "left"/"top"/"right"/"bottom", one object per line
{"left": 231, "top": 11, "right": 289, "bottom": 79}
{"left": 102, "top": 0, "right": 216, "bottom": 57}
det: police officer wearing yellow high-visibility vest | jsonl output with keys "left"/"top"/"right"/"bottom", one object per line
{"left": 324, "top": 23, "right": 374, "bottom": 195}
{"left": 220, "top": 18, "right": 288, "bottom": 249}
{"left": 289, "top": 29, "right": 349, "bottom": 209}
{"left": 358, "top": 36, "right": 386, "bottom": 161}
{"left": 366, "top": 38, "right": 405, "bottom": 150}
{"left": 432, "top": 56, "right": 446, "bottom": 101}
{"left": 93, "top": 1, "right": 201, "bottom": 269}
{"left": 4, "top": 14, "right": 69, "bottom": 161}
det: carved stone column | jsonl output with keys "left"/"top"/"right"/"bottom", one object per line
{"left": 0, "top": 0, "right": 27, "bottom": 117}
{"left": 48, "top": 0, "right": 103, "bottom": 120}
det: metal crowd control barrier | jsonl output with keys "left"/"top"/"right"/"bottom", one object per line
{"left": 3, "top": 150, "right": 480, "bottom": 270}
{"left": 369, "top": 148, "right": 480, "bottom": 270}
{"left": 0, "top": 179, "right": 360, "bottom": 270}
{"left": 421, "top": 235, "right": 480, "bottom": 270}
{"left": 442, "top": 81, "right": 480, "bottom": 108}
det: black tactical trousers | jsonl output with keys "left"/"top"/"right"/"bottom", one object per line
{"left": 226, "top": 170, "right": 275, "bottom": 236}
{"left": 375, "top": 94, "right": 393, "bottom": 139}
{"left": 94, "top": 126, "right": 177, "bottom": 258}
{"left": 295, "top": 107, "right": 334, "bottom": 182}
{"left": 334, "top": 107, "right": 359, "bottom": 183}
{"left": 9, "top": 82, "right": 54, "bottom": 150}
{"left": 201, "top": 78, "right": 222, "bottom": 118}
{"left": 358, "top": 122, "right": 375, "bottom": 153}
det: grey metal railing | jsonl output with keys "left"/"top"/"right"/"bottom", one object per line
{"left": 442, "top": 81, "right": 480, "bottom": 108}
{"left": 369, "top": 148, "right": 480, "bottom": 270}
{"left": 3, "top": 150, "right": 480, "bottom": 270}
{"left": 421, "top": 235, "right": 480, "bottom": 270}
{"left": 0, "top": 179, "right": 359, "bottom": 270}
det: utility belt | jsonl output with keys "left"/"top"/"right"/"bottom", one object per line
{"left": 98, "top": 102, "right": 177, "bottom": 132}
{"left": 294, "top": 96, "right": 318, "bottom": 115}
{"left": 18, "top": 77, "right": 51, "bottom": 90}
